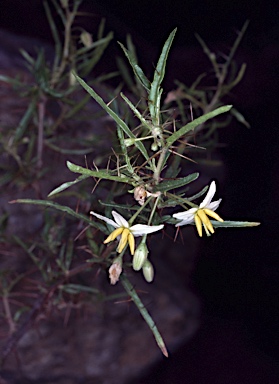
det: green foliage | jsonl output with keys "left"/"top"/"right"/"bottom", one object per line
{"left": 0, "top": 7, "right": 259, "bottom": 357}
{"left": 0, "top": 0, "right": 113, "bottom": 185}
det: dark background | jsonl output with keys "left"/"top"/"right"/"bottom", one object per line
{"left": 1, "top": 0, "right": 278, "bottom": 382}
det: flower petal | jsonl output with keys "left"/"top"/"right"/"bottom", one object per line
{"left": 112, "top": 211, "right": 129, "bottom": 228}
{"left": 200, "top": 181, "right": 216, "bottom": 208}
{"left": 130, "top": 224, "right": 164, "bottom": 237}
{"left": 175, "top": 217, "right": 195, "bottom": 227}
{"left": 90, "top": 211, "right": 119, "bottom": 228}
{"left": 173, "top": 207, "right": 197, "bottom": 220}
{"left": 206, "top": 198, "right": 222, "bottom": 212}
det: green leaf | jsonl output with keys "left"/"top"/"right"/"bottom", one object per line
{"left": 67, "top": 161, "right": 132, "bottom": 184}
{"left": 230, "top": 107, "right": 250, "bottom": 128}
{"left": 120, "top": 92, "right": 151, "bottom": 132}
{"left": 118, "top": 42, "right": 150, "bottom": 91}
{"left": 9, "top": 199, "right": 105, "bottom": 231}
{"left": 121, "top": 274, "right": 168, "bottom": 357}
{"left": 153, "top": 172, "right": 199, "bottom": 192}
{"left": 48, "top": 174, "right": 89, "bottom": 197}
{"left": 14, "top": 98, "right": 37, "bottom": 142}
{"left": 59, "top": 284, "right": 100, "bottom": 295}
{"left": 166, "top": 105, "right": 232, "bottom": 147}
{"left": 149, "top": 28, "right": 177, "bottom": 125}
{"left": 73, "top": 73, "right": 151, "bottom": 163}
{"left": 187, "top": 185, "right": 208, "bottom": 201}
{"left": 212, "top": 220, "right": 260, "bottom": 228}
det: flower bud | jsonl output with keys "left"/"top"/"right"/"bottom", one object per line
{"left": 124, "top": 138, "right": 136, "bottom": 147}
{"left": 151, "top": 142, "right": 158, "bottom": 151}
{"left": 132, "top": 242, "right": 148, "bottom": 271}
{"left": 108, "top": 257, "right": 122, "bottom": 285}
{"left": 142, "top": 260, "right": 154, "bottom": 283}
{"left": 134, "top": 186, "right": 147, "bottom": 206}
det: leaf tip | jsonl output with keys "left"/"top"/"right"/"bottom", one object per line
{"left": 161, "top": 345, "right": 169, "bottom": 358}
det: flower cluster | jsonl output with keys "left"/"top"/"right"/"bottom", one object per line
{"left": 90, "top": 181, "right": 256, "bottom": 284}
{"left": 173, "top": 181, "right": 224, "bottom": 236}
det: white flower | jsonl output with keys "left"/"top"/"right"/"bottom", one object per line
{"left": 90, "top": 210, "right": 164, "bottom": 255}
{"left": 173, "top": 181, "right": 224, "bottom": 236}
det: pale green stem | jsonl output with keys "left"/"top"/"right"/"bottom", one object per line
{"left": 153, "top": 146, "right": 168, "bottom": 184}
{"left": 128, "top": 196, "right": 153, "bottom": 225}
{"left": 166, "top": 192, "right": 197, "bottom": 209}
{"left": 120, "top": 274, "right": 168, "bottom": 357}
{"left": 147, "top": 195, "right": 160, "bottom": 225}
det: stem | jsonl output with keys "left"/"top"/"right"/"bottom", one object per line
{"left": 128, "top": 196, "right": 153, "bottom": 225}
{"left": 153, "top": 146, "right": 168, "bottom": 183}
{"left": 2, "top": 294, "right": 16, "bottom": 334}
{"left": 37, "top": 96, "right": 46, "bottom": 169}
{"left": 120, "top": 274, "right": 168, "bottom": 357}
{"left": 50, "top": 5, "right": 77, "bottom": 87}
{"left": 148, "top": 195, "right": 160, "bottom": 225}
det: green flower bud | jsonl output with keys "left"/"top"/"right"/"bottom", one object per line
{"left": 142, "top": 260, "right": 154, "bottom": 283}
{"left": 151, "top": 142, "right": 158, "bottom": 151}
{"left": 133, "top": 242, "right": 148, "bottom": 271}
{"left": 124, "top": 138, "right": 135, "bottom": 147}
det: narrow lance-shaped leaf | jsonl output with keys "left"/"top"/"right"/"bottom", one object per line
{"left": 118, "top": 42, "right": 150, "bottom": 91}
{"left": 149, "top": 28, "right": 177, "bottom": 125}
{"left": 66, "top": 161, "right": 132, "bottom": 184}
{"left": 9, "top": 199, "right": 106, "bottom": 232}
{"left": 121, "top": 274, "right": 168, "bottom": 357}
{"left": 166, "top": 105, "right": 232, "bottom": 147}
{"left": 120, "top": 92, "right": 152, "bottom": 132}
{"left": 210, "top": 220, "right": 260, "bottom": 228}
{"left": 73, "top": 73, "right": 151, "bottom": 163}
{"left": 48, "top": 174, "right": 89, "bottom": 197}
{"left": 153, "top": 172, "right": 199, "bottom": 192}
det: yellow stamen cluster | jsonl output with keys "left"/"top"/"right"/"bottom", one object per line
{"left": 104, "top": 227, "right": 135, "bottom": 254}
{"left": 194, "top": 208, "right": 224, "bottom": 237}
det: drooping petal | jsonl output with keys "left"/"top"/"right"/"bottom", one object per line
{"left": 104, "top": 227, "right": 123, "bottom": 243}
{"left": 206, "top": 198, "right": 222, "bottom": 212}
{"left": 90, "top": 211, "right": 119, "bottom": 228}
{"left": 112, "top": 211, "right": 129, "bottom": 228}
{"left": 128, "top": 232, "right": 135, "bottom": 255}
{"left": 130, "top": 224, "right": 164, "bottom": 237}
{"left": 173, "top": 207, "right": 197, "bottom": 220}
{"left": 173, "top": 207, "right": 196, "bottom": 227}
{"left": 117, "top": 228, "right": 130, "bottom": 253}
{"left": 200, "top": 181, "right": 216, "bottom": 208}
{"left": 174, "top": 216, "right": 195, "bottom": 227}
{"left": 204, "top": 208, "right": 224, "bottom": 222}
